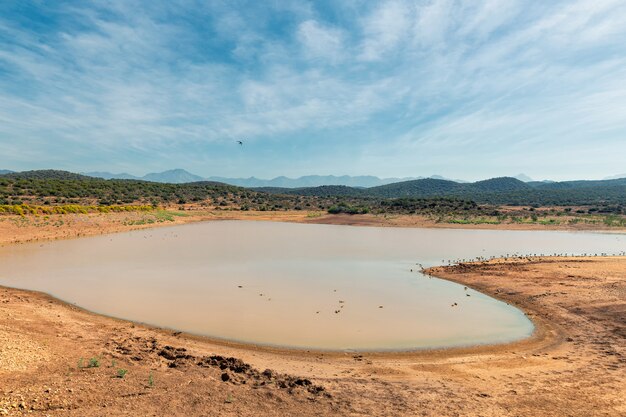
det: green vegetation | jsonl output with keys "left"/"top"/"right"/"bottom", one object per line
{"left": 0, "top": 170, "right": 624, "bottom": 226}
{"left": 0, "top": 204, "right": 154, "bottom": 216}
{"left": 258, "top": 176, "right": 626, "bottom": 208}
{"left": 116, "top": 369, "right": 128, "bottom": 378}
{"left": 328, "top": 203, "right": 369, "bottom": 215}
{"left": 77, "top": 356, "right": 101, "bottom": 369}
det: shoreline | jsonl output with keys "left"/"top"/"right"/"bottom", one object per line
{"left": 2, "top": 209, "right": 625, "bottom": 246}
{"left": 0, "top": 218, "right": 624, "bottom": 415}
{"left": 0, "top": 283, "right": 544, "bottom": 359}
{"left": 1, "top": 257, "right": 623, "bottom": 415}
{"left": 2, "top": 256, "right": 623, "bottom": 415}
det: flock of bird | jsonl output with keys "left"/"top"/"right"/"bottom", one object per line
{"left": 234, "top": 249, "right": 626, "bottom": 315}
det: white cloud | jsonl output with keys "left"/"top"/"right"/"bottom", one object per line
{"left": 297, "top": 20, "right": 345, "bottom": 62}
{"left": 359, "top": 0, "right": 411, "bottom": 61}
{"left": 412, "top": 0, "right": 453, "bottom": 47}
{"left": 0, "top": 0, "right": 625, "bottom": 178}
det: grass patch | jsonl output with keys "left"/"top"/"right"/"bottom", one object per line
{"left": 154, "top": 210, "right": 190, "bottom": 222}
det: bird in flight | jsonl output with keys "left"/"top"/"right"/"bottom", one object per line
{"left": 236, "top": 140, "right": 243, "bottom": 146}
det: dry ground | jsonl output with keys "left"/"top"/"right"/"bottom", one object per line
{"left": 0, "top": 253, "right": 624, "bottom": 416}
{"left": 1, "top": 209, "right": 624, "bottom": 246}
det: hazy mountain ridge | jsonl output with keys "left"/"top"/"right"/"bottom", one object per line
{"left": 83, "top": 169, "right": 460, "bottom": 187}
{"left": 209, "top": 175, "right": 422, "bottom": 188}
{"left": 84, "top": 169, "right": 203, "bottom": 183}
{"left": 604, "top": 174, "right": 626, "bottom": 180}
{"left": 513, "top": 173, "right": 533, "bottom": 182}
{"left": 84, "top": 171, "right": 141, "bottom": 180}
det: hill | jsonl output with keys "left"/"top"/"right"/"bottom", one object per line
{"left": 260, "top": 176, "right": 626, "bottom": 206}
{"left": 0, "top": 170, "right": 14, "bottom": 175}
{"left": 0, "top": 173, "right": 487, "bottom": 217}
{"left": 471, "top": 177, "right": 532, "bottom": 192}
{"left": 368, "top": 178, "right": 463, "bottom": 198}
{"left": 0, "top": 170, "right": 93, "bottom": 181}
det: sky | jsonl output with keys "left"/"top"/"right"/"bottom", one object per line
{"left": 0, "top": 0, "right": 625, "bottom": 181}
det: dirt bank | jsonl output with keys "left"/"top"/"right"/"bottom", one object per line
{"left": 2, "top": 209, "right": 624, "bottom": 246}
{"left": 1, "top": 256, "right": 624, "bottom": 416}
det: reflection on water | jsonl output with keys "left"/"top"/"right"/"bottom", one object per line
{"left": 0, "top": 221, "right": 622, "bottom": 350}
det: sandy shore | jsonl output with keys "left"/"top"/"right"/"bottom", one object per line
{"left": 1, "top": 209, "right": 625, "bottom": 246}
{"left": 1, "top": 248, "right": 624, "bottom": 415}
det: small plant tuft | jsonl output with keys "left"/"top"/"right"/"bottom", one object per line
{"left": 116, "top": 369, "right": 128, "bottom": 379}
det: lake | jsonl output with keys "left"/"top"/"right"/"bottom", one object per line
{"left": 0, "top": 221, "right": 623, "bottom": 350}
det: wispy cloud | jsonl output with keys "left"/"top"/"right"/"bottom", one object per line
{"left": 0, "top": 0, "right": 625, "bottom": 179}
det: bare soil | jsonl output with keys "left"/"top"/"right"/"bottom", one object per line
{"left": 0, "top": 215, "right": 624, "bottom": 416}
{"left": 0, "top": 254, "right": 624, "bottom": 415}
{"left": 1, "top": 209, "right": 624, "bottom": 246}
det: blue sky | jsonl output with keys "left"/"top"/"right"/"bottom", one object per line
{"left": 1, "top": 0, "right": 625, "bottom": 181}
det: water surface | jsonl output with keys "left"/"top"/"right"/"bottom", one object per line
{"left": 0, "top": 221, "right": 622, "bottom": 350}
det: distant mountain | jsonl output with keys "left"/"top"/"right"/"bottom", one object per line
{"left": 143, "top": 169, "right": 204, "bottom": 184}
{"left": 0, "top": 169, "right": 14, "bottom": 175}
{"left": 72, "top": 171, "right": 469, "bottom": 187}
{"left": 429, "top": 175, "right": 468, "bottom": 183}
{"left": 604, "top": 174, "right": 626, "bottom": 180}
{"left": 88, "top": 169, "right": 203, "bottom": 183}
{"left": 207, "top": 174, "right": 471, "bottom": 188}
{"left": 513, "top": 173, "right": 534, "bottom": 182}
{"left": 84, "top": 171, "right": 141, "bottom": 180}
{"left": 210, "top": 175, "right": 423, "bottom": 188}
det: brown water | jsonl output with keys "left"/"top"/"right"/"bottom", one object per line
{"left": 0, "top": 221, "right": 623, "bottom": 350}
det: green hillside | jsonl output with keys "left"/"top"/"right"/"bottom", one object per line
{"left": 1, "top": 170, "right": 625, "bottom": 215}
{"left": 2, "top": 170, "right": 94, "bottom": 181}
{"left": 260, "top": 176, "right": 626, "bottom": 207}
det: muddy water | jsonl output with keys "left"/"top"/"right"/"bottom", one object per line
{"left": 0, "top": 222, "right": 623, "bottom": 350}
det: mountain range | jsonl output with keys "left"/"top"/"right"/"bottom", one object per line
{"left": 83, "top": 169, "right": 464, "bottom": 187}
{"left": 604, "top": 173, "right": 626, "bottom": 180}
